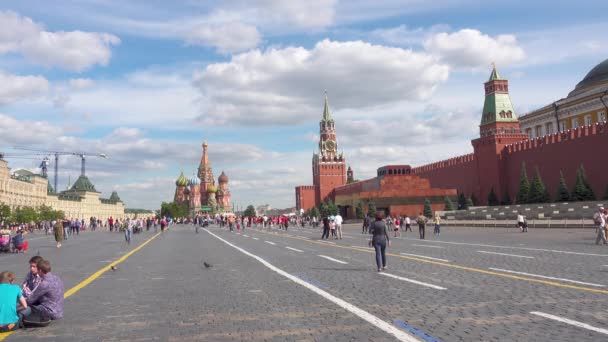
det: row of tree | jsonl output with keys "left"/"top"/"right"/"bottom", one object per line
{"left": 160, "top": 201, "right": 189, "bottom": 219}
{"left": 0, "top": 204, "right": 65, "bottom": 225}
{"left": 498, "top": 163, "right": 606, "bottom": 206}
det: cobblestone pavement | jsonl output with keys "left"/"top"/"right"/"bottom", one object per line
{"left": 1, "top": 224, "right": 607, "bottom": 341}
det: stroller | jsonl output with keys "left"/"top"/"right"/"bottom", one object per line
{"left": 0, "top": 230, "right": 11, "bottom": 253}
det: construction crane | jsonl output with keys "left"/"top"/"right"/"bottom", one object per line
{"left": 12, "top": 147, "right": 108, "bottom": 193}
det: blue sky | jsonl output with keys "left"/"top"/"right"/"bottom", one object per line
{"left": 0, "top": 0, "right": 606, "bottom": 210}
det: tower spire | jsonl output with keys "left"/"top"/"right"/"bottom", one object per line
{"left": 489, "top": 62, "right": 501, "bottom": 81}
{"left": 322, "top": 91, "right": 332, "bottom": 122}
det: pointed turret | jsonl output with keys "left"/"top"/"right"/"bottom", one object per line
{"left": 322, "top": 92, "right": 333, "bottom": 122}
{"left": 480, "top": 65, "right": 518, "bottom": 129}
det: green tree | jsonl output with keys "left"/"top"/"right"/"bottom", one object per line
{"left": 457, "top": 191, "right": 466, "bottom": 210}
{"left": 0, "top": 203, "right": 10, "bottom": 224}
{"left": 37, "top": 205, "right": 55, "bottom": 221}
{"left": 319, "top": 202, "right": 329, "bottom": 217}
{"left": 423, "top": 198, "right": 433, "bottom": 218}
{"left": 528, "top": 168, "right": 548, "bottom": 204}
{"left": 355, "top": 201, "right": 365, "bottom": 219}
{"left": 572, "top": 165, "right": 595, "bottom": 201}
{"left": 516, "top": 162, "right": 530, "bottom": 204}
{"left": 470, "top": 193, "right": 478, "bottom": 206}
{"left": 309, "top": 207, "right": 320, "bottom": 219}
{"left": 500, "top": 189, "right": 512, "bottom": 205}
{"left": 555, "top": 171, "right": 570, "bottom": 202}
{"left": 12, "top": 206, "right": 38, "bottom": 224}
{"left": 327, "top": 202, "right": 338, "bottom": 216}
{"left": 580, "top": 165, "right": 596, "bottom": 200}
{"left": 367, "top": 201, "right": 376, "bottom": 216}
{"left": 487, "top": 187, "right": 499, "bottom": 206}
{"left": 466, "top": 197, "right": 474, "bottom": 209}
{"left": 244, "top": 205, "right": 256, "bottom": 218}
{"left": 444, "top": 196, "right": 455, "bottom": 211}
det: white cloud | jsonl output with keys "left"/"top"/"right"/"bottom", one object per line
{"left": 424, "top": 29, "right": 525, "bottom": 69}
{"left": 0, "top": 11, "right": 120, "bottom": 71}
{"left": 69, "top": 78, "right": 95, "bottom": 89}
{"left": 0, "top": 114, "right": 62, "bottom": 145}
{"left": 193, "top": 39, "right": 449, "bottom": 126}
{"left": 186, "top": 22, "right": 261, "bottom": 54}
{"left": 0, "top": 71, "right": 48, "bottom": 105}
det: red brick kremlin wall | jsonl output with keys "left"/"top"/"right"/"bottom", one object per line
{"left": 413, "top": 122, "right": 608, "bottom": 205}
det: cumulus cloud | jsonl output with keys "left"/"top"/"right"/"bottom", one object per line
{"left": 193, "top": 39, "right": 449, "bottom": 126}
{"left": 371, "top": 24, "right": 451, "bottom": 47}
{"left": 0, "top": 114, "right": 62, "bottom": 145}
{"left": 0, "top": 11, "right": 120, "bottom": 71}
{"left": 0, "top": 71, "right": 49, "bottom": 105}
{"left": 424, "top": 29, "right": 525, "bottom": 69}
{"left": 186, "top": 22, "right": 261, "bottom": 54}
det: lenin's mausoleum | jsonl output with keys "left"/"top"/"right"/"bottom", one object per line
{"left": 296, "top": 59, "right": 608, "bottom": 218}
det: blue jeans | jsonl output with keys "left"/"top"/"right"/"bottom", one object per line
{"left": 124, "top": 229, "right": 132, "bottom": 244}
{"left": 373, "top": 237, "right": 387, "bottom": 269}
{"left": 434, "top": 224, "right": 440, "bottom": 234}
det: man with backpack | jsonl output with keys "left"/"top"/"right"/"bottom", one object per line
{"left": 416, "top": 212, "right": 428, "bottom": 240}
{"left": 594, "top": 208, "right": 606, "bottom": 245}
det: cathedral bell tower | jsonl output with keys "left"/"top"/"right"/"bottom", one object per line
{"left": 472, "top": 65, "right": 527, "bottom": 204}
{"left": 313, "top": 93, "right": 347, "bottom": 204}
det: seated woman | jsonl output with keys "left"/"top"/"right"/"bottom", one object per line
{"left": 0, "top": 271, "right": 29, "bottom": 332}
{"left": 23, "top": 260, "right": 64, "bottom": 324}
{"left": 12, "top": 230, "right": 28, "bottom": 253}
{"left": 22, "top": 256, "right": 44, "bottom": 299}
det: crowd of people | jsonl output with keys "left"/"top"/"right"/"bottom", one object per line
{"left": 0, "top": 256, "right": 64, "bottom": 332}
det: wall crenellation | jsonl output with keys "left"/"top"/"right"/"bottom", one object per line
{"left": 412, "top": 153, "right": 476, "bottom": 174}
{"left": 504, "top": 121, "right": 608, "bottom": 154}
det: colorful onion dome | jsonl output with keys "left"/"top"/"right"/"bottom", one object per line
{"left": 175, "top": 172, "right": 188, "bottom": 187}
{"left": 206, "top": 185, "right": 218, "bottom": 193}
{"left": 218, "top": 171, "right": 229, "bottom": 183}
{"left": 190, "top": 177, "right": 199, "bottom": 186}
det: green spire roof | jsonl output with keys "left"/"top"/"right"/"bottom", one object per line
{"left": 109, "top": 191, "right": 121, "bottom": 202}
{"left": 68, "top": 175, "right": 98, "bottom": 192}
{"left": 489, "top": 64, "right": 501, "bottom": 81}
{"left": 322, "top": 92, "right": 333, "bottom": 122}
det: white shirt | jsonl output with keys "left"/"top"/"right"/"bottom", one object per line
{"left": 600, "top": 213, "right": 606, "bottom": 228}
{"left": 334, "top": 214, "right": 343, "bottom": 225}
{"left": 517, "top": 214, "right": 524, "bottom": 223}
{"left": 405, "top": 217, "right": 410, "bottom": 224}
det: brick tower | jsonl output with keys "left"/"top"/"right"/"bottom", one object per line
{"left": 313, "top": 94, "right": 347, "bottom": 204}
{"left": 197, "top": 141, "right": 215, "bottom": 206}
{"left": 471, "top": 65, "right": 528, "bottom": 203}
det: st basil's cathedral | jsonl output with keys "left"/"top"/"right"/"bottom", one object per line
{"left": 174, "top": 142, "right": 231, "bottom": 213}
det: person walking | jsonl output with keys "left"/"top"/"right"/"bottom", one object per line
{"left": 53, "top": 220, "right": 63, "bottom": 248}
{"left": 416, "top": 212, "right": 428, "bottom": 240}
{"left": 404, "top": 216, "right": 412, "bottom": 232}
{"left": 124, "top": 219, "right": 133, "bottom": 245}
{"left": 335, "top": 213, "right": 343, "bottom": 240}
{"left": 362, "top": 215, "right": 370, "bottom": 234}
{"left": 517, "top": 212, "right": 525, "bottom": 232}
{"left": 321, "top": 216, "right": 330, "bottom": 240}
{"left": 433, "top": 214, "right": 441, "bottom": 235}
{"left": 594, "top": 208, "right": 606, "bottom": 245}
{"left": 369, "top": 211, "right": 390, "bottom": 272}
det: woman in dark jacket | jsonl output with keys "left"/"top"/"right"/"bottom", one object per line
{"left": 369, "top": 211, "right": 390, "bottom": 272}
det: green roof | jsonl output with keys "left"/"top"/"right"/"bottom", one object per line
{"left": 488, "top": 66, "right": 501, "bottom": 81}
{"left": 67, "top": 175, "right": 98, "bottom": 193}
{"left": 322, "top": 94, "right": 333, "bottom": 122}
{"left": 481, "top": 93, "right": 518, "bottom": 125}
{"left": 109, "top": 191, "right": 121, "bottom": 202}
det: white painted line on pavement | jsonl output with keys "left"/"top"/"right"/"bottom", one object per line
{"left": 380, "top": 272, "right": 447, "bottom": 290}
{"left": 324, "top": 241, "right": 336, "bottom": 244}
{"left": 264, "top": 241, "right": 277, "bottom": 246}
{"left": 285, "top": 247, "right": 304, "bottom": 253}
{"left": 243, "top": 235, "right": 249, "bottom": 237}
{"left": 530, "top": 311, "right": 608, "bottom": 335}
{"left": 411, "top": 244, "right": 444, "bottom": 249}
{"left": 404, "top": 238, "right": 608, "bottom": 257}
{"left": 203, "top": 228, "right": 419, "bottom": 342}
{"left": 489, "top": 268, "right": 605, "bottom": 287}
{"left": 477, "top": 250, "right": 534, "bottom": 259}
{"left": 400, "top": 253, "right": 450, "bottom": 263}
{"left": 318, "top": 255, "right": 348, "bottom": 264}
{"left": 252, "top": 237, "right": 259, "bottom": 240}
